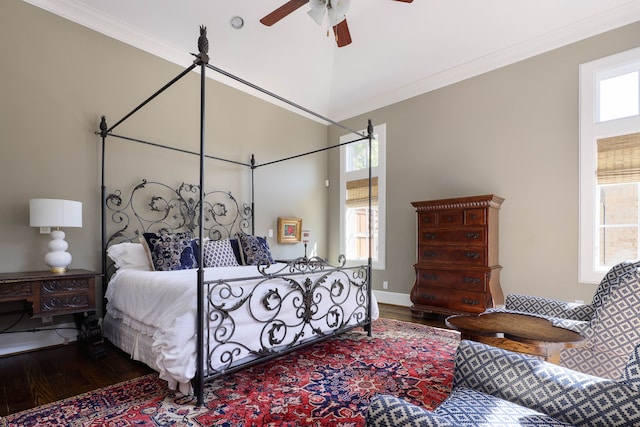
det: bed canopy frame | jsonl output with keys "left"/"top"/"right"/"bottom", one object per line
{"left": 98, "top": 26, "right": 376, "bottom": 405}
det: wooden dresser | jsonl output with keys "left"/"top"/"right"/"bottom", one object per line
{"left": 410, "top": 195, "right": 504, "bottom": 317}
{"left": 0, "top": 269, "right": 98, "bottom": 318}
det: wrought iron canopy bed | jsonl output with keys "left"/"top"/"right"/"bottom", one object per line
{"left": 98, "top": 27, "right": 378, "bottom": 406}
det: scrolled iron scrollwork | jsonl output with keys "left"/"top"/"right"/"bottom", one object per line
{"left": 204, "top": 259, "right": 369, "bottom": 375}
{"left": 105, "top": 180, "right": 252, "bottom": 243}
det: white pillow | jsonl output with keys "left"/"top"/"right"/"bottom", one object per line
{"left": 107, "top": 242, "right": 152, "bottom": 270}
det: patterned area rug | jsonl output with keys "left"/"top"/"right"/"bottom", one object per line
{"left": 2, "top": 318, "right": 459, "bottom": 427}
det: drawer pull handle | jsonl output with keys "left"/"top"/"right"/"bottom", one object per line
{"left": 461, "top": 298, "right": 479, "bottom": 306}
{"left": 423, "top": 217, "right": 432, "bottom": 224}
{"left": 445, "top": 216, "right": 454, "bottom": 222}
{"left": 423, "top": 252, "right": 437, "bottom": 258}
{"left": 421, "top": 273, "right": 439, "bottom": 281}
{"left": 464, "top": 252, "right": 480, "bottom": 260}
{"left": 463, "top": 277, "right": 480, "bottom": 284}
{"left": 465, "top": 232, "right": 480, "bottom": 240}
{"left": 421, "top": 294, "right": 436, "bottom": 301}
{"left": 424, "top": 233, "right": 437, "bottom": 240}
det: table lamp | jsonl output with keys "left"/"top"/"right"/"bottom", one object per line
{"left": 29, "top": 199, "right": 82, "bottom": 273}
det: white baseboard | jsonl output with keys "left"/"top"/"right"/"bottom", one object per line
{"left": 373, "top": 290, "right": 411, "bottom": 307}
{"left": 0, "top": 322, "right": 78, "bottom": 356}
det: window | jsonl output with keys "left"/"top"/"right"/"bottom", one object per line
{"left": 579, "top": 47, "right": 640, "bottom": 283}
{"left": 339, "top": 123, "right": 386, "bottom": 269}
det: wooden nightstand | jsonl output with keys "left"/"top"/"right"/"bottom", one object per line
{"left": 0, "top": 269, "right": 105, "bottom": 357}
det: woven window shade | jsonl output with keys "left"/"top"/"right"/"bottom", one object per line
{"left": 346, "top": 177, "right": 378, "bottom": 208}
{"left": 597, "top": 132, "right": 640, "bottom": 184}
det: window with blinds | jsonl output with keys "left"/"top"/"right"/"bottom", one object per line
{"left": 597, "top": 133, "right": 640, "bottom": 267}
{"left": 339, "top": 124, "right": 386, "bottom": 269}
{"left": 580, "top": 47, "right": 640, "bottom": 282}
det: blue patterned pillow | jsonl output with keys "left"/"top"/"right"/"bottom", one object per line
{"left": 229, "top": 238, "right": 244, "bottom": 265}
{"left": 142, "top": 232, "right": 198, "bottom": 271}
{"left": 236, "top": 232, "right": 274, "bottom": 266}
{"left": 197, "top": 239, "right": 240, "bottom": 268}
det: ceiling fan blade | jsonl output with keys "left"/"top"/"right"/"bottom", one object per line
{"left": 393, "top": 0, "right": 414, "bottom": 2}
{"left": 260, "top": 0, "right": 310, "bottom": 26}
{"left": 333, "top": 19, "right": 352, "bottom": 48}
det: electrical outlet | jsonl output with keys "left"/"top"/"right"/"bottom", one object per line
{"left": 382, "top": 281, "right": 389, "bottom": 290}
{"left": 268, "top": 229, "right": 273, "bottom": 238}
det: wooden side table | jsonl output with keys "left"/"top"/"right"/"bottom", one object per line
{"left": 0, "top": 269, "right": 105, "bottom": 357}
{"left": 446, "top": 312, "right": 584, "bottom": 364}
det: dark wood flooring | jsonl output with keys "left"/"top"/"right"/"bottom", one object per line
{"left": 0, "top": 304, "right": 448, "bottom": 417}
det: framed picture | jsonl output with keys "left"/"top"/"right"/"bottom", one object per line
{"left": 277, "top": 217, "right": 302, "bottom": 243}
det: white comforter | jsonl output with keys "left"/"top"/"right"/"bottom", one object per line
{"left": 105, "top": 264, "right": 378, "bottom": 394}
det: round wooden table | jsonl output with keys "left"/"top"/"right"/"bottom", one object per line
{"left": 446, "top": 311, "right": 584, "bottom": 363}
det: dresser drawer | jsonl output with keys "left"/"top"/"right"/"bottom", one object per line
{"left": 464, "top": 208, "right": 486, "bottom": 225}
{"left": 419, "top": 212, "right": 437, "bottom": 227}
{"left": 34, "top": 277, "right": 95, "bottom": 316}
{"left": 415, "top": 268, "right": 487, "bottom": 292}
{"left": 418, "top": 227, "right": 485, "bottom": 246}
{"left": 411, "top": 286, "right": 486, "bottom": 313}
{"left": 418, "top": 247, "right": 486, "bottom": 265}
{"left": 437, "top": 210, "right": 463, "bottom": 226}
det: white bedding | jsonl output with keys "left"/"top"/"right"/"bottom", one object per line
{"left": 104, "top": 264, "right": 379, "bottom": 394}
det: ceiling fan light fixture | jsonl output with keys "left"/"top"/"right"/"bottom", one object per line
{"left": 308, "top": 0, "right": 326, "bottom": 25}
{"left": 308, "top": 0, "right": 349, "bottom": 27}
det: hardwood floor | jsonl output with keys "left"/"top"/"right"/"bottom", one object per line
{"left": 0, "top": 304, "right": 449, "bottom": 417}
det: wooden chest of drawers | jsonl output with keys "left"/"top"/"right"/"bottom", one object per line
{"left": 410, "top": 195, "right": 505, "bottom": 316}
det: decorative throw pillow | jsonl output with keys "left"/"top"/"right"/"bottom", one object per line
{"left": 198, "top": 239, "right": 240, "bottom": 268}
{"left": 142, "top": 232, "right": 198, "bottom": 271}
{"left": 107, "top": 242, "right": 152, "bottom": 270}
{"left": 229, "top": 238, "right": 244, "bottom": 265}
{"left": 236, "top": 232, "right": 274, "bottom": 266}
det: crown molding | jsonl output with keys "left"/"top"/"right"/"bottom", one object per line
{"left": 331, "top": 2, "right": 640, "bottom": 120}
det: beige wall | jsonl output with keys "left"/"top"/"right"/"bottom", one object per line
{"left": 0, "top": 0, "right": 326, "bottom": 349}
{"left": 329, "top": 21, "right": 640, "bottom": 304}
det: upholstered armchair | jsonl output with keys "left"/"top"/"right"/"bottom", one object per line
{"left": 366, "top": 340, "right": 640, "bottom": 427}
{"left": 492, "top": 260, "right": 640, "bottom": 379}
{"left": 499, "top": 261, "right": 639, "bottom": 331}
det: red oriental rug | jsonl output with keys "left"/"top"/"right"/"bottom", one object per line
{"left": 1, "top": 318, "right": 460, "bottom": 427}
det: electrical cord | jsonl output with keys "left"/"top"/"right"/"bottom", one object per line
{"left": 0, "top": 310, "right": 26, "bottom": 333}
{"left": 0, "top": 309, "right": 78, "bottom": 335}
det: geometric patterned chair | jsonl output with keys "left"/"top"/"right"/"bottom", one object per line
{"left": 491, "top": 260, "right": 640, "bottom": 379}
{"left": 365, "top": 339, "right": 640, "bottom": 427}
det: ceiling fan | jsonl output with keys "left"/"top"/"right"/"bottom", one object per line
{"left": 260, "top": 0, "right": 413, "bottom": 48}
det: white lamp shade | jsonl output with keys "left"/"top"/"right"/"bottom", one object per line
{"left": 30, "top": 199, "right": 82, "bottom": 228}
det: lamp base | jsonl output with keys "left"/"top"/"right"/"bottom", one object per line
{"left": 44, "top": 230, "right": 72, "bottom": 273}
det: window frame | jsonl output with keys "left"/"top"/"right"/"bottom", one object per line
{"left": 579, "top": 47, "right": 640, "bottom": 283}
{"left": 339, "top": 123, "right": 386, "bottom": 270}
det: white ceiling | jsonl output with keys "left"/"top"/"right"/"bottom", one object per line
{"left": 24, "top": 0, "right": 640, "bottom": 122}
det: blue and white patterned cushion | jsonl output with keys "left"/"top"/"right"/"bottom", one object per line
{"left": 622, "top": 343, "right": 640, "bottom": 391}
{"left": 366, "top": 394, "right": 454, "bottom": 427}
{"left": 590, "top": 260, "right": 640, "bottom": 310}
{"left": 433, "top": 387, "right": 571, "bottom": 426}
{"left": 561, "top": 269, "right": 640, "bottom": 379}
{"left": 142, "top": 232, "right": 198, "bottom": 271}
{"left": 453, "top": 341, "right": 640, "bottom": 427}
{"left": 201, "top": 239, "right": 240, "bottom": 267}
{"left": 236, "top": 232, "right": 274, "bottom": 266}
